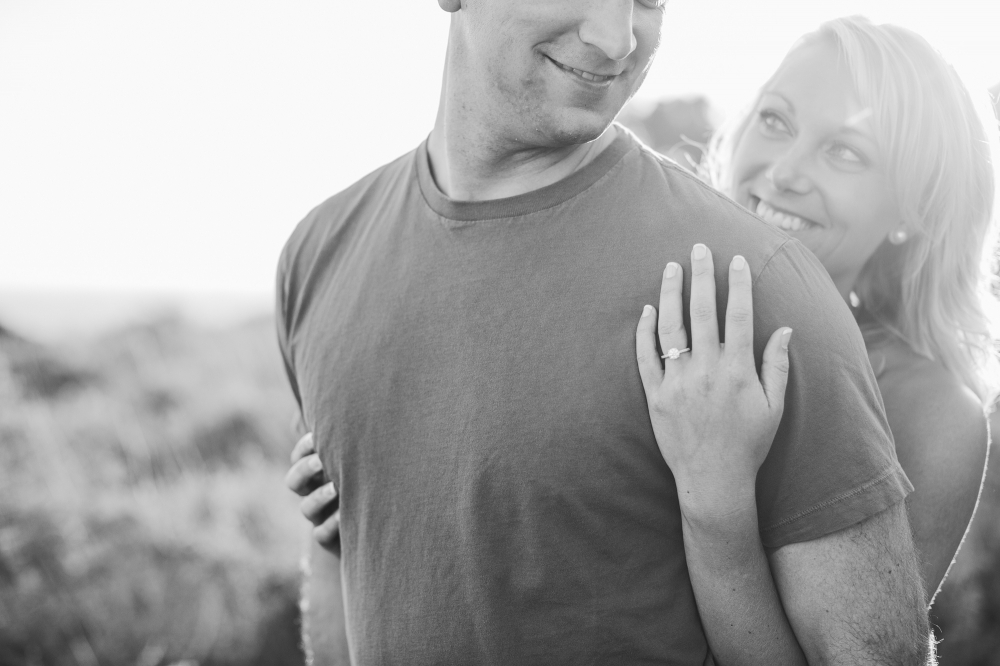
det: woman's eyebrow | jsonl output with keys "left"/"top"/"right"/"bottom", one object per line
{"left": 839, "top": 112, "right": 878, "bottom": 144}
{"left": 759, "top": 91, "right": 794, "bottom": 112}
{"left": 845, "top": 107, "right": 874, "bottom": 128}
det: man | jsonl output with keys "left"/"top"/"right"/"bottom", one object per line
{"left": 277, "top": 1, "right": 929, "bottom": 663}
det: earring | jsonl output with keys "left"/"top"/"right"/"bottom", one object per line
{"left": 889, "top": 229, "right": 908, "bottom": 245}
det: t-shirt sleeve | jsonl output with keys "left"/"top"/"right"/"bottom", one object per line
{"left": 275, "top": 243, "right": 303, "bottom": 413}
{"left": 752, "top": 240, "right": 913, "bottom": 549}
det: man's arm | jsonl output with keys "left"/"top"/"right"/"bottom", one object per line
{"left": 301, "top": 539, "right": 352, "bottom": 666}
{"left": 683, "top": 498, "right": 932, "bottom": 666}
{"left": 771, "top": 501, "right": 931, "bottom": 665}
{"left": 286, "top": 433, "right": 350, "bottom": 665}
{"left": 637, "top": 245, "right": 930, "bottom": 664}
{"left": 277, "top": 251, "right": 352, "bottom": 665}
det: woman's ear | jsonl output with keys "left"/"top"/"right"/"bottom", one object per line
{"left": 438, "top": 0, "right": 461, "bottom": 12}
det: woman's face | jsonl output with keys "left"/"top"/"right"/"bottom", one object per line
{"left": 730, "top": 39, "right": 901, "bottom": 296}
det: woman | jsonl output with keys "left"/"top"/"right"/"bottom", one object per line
{"left": 286, "top": 14, "right": 997, "bottom": 660}
{"left": 634, "top": 15, "right": 997, "bottom": 663}
{"left": 711, "top": 14, "right": 997, "bottom": 598}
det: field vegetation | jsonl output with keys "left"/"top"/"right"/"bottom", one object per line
{"left": 0, "top": 316, "right": 306, "bottom": 665}
{"left": 1, "top": 305, "right": 1000, "bottom": 664}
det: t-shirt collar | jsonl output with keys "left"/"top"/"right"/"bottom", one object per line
{"left": 416, "top": 125, "right": 634, "bottom": 222}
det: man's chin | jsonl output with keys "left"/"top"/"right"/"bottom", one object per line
{"left": 535, "top": 108, "right": 619, "bottom": 148}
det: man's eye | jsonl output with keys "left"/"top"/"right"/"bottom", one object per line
{"left": 637, "top": 0, "right": 668, "bottom": 8}
{"left": 758, "top": 110, "right": 791, "bottom": 136}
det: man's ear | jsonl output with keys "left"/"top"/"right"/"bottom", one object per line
{"left": 438, "top": 0, "right": 461, "bottom": 12}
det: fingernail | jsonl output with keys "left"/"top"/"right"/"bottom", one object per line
{"left": 781, "top": 328, "right": 793, "bottom": 350}
{"left": 642, "top": 304, "right": 653, "bottom": 317}
{"left": 731, "top": 255, "right": 745, "bottom": 271}
{"left": 665, "top": 262, "right": 678, "bottom": 278}
{"left": 309, "top": 456, "right": 323, "bottom": 472}
{"left": 325, "top": 482, "right": 337, "bottom": 498}
{"left": 692, "top": 244, "right": 707, "bottom": 260}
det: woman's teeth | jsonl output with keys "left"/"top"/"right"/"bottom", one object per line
{"left": 754, "top": 199, "right": 812, "bottom": 232}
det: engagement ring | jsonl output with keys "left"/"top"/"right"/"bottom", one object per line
{"left": 661, "top": 347, "right": 691, "bottom": 360}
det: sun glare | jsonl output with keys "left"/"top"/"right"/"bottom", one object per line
{"left": 0, "top": 0, "right": 996, "bottom": 306}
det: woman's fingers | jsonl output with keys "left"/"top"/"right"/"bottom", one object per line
{"left": 657, "top": 262, "right": 688, "bottom": 359}
{"left": 723, "top": 255, "right": 754, "bottom": 358}
{"left": 761, "top": 327, "right": 793, "bottom": 412}
{"left": 290, "top": 432, "right": 315, "bottom": 463}
{"left": 636, "top": 304, "right": 664, "bottom": 391}
{"left": 313, "top": 510, "right": 341, "bottom": 550}
{"left": 689, "top": 243, "right": 720, "bottom": 356}
{"left": 285, "top": 453, "right": 327, "bottom": 496}
{"left": 301, "top": 481, "right": 338, "bottom": 525}
{"left": 289, "top": 431, "right": 341, "bottom": 551}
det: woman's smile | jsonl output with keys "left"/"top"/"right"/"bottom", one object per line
{"left": 749, "top": 196, "right": 821, "bottom": 233}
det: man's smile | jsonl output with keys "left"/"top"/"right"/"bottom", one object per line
{"left": 545, "top": 55, "right": 618, "bottom": 84}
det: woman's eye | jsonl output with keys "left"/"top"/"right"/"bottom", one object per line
{"left": 758, "top": 111, "right": 791, "bottom": 136}
{"left": 828, "top": 143, "right": 865, "bottom": 165}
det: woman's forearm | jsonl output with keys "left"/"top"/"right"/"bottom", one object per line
{"left": 678, "top": 486, "right": 807, "bottom": 666}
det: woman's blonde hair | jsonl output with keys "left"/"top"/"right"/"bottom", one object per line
{"left": 707, "top": 16, "right": 1000, "bottom": 405}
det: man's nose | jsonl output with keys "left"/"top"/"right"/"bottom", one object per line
{"left": 578, "top": 0, "right": 637, "bottom": 62}
{"left": 765, "top": 149, "right": 812, "bottom": 194}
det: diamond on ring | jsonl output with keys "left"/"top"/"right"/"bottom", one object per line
{"left": 661, "top": 347, "right": 691, "bottom": 360}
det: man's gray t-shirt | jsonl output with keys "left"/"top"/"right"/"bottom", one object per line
{"left": 276, "top": 128, "right": 911, "bottom": 665}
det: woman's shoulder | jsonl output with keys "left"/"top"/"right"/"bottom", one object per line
{"left": 878, "top": 352, "right": 985, "bottom": 436}
{"left": 862, "top": 314, "right": 988, "bottom": 481}
{"left": 857, "top": 308, "right": 977, "bottom": 403}
{"left": 864, "top": 323, "right": 980, "bottom": 415}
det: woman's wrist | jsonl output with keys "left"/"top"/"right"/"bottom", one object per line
{"left": 675, "top": 479, "right": 759, "bottom": 533}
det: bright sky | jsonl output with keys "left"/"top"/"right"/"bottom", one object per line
{"left": 2, "top": 0, "right": 998, "bottom": 296}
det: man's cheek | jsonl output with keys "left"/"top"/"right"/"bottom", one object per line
{"left": 636, "top": 9, "right": 665, "bottom": 56}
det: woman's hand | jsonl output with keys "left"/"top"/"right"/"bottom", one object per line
{"left": 635, "top": 244, "right": 792, "bottom": 522}
{"left": 286, "top": 432, "right": 341, "bottom": 550}
{"left": 637, "top": 245, "right": 807, "bottom": 666}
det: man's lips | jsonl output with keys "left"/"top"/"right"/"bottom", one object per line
{"left": 546, "top": 56, "right": 618, "bottom": 83}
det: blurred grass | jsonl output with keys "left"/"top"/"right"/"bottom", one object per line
{"left": 1, "top": 312, "right": 999, "bottom": 665}
{"left": 0, "top": 315, "right": 306, "bottom": 666}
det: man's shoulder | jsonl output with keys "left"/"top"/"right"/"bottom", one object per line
{"left": 616, "top": 129, "right": 789, "bottom": 249}
{"left": 626, "top": 138, "right": 745, "bottom": 210}
{"left": 283, "top": 148, "right": 419, "bottom": 259}
{"left": 275, "top": 146, "right": 420, "bottom": 347}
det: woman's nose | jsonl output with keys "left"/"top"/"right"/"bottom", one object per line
{"left": 765, "top": 152, "right": 812, "bottom": 194}
{"left": 578, "top": 0, "right": 637, "bottom": 62}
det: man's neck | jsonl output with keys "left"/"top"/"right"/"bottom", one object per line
{"left": 426, "top": 61, "right": 618, "bottom": 202}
